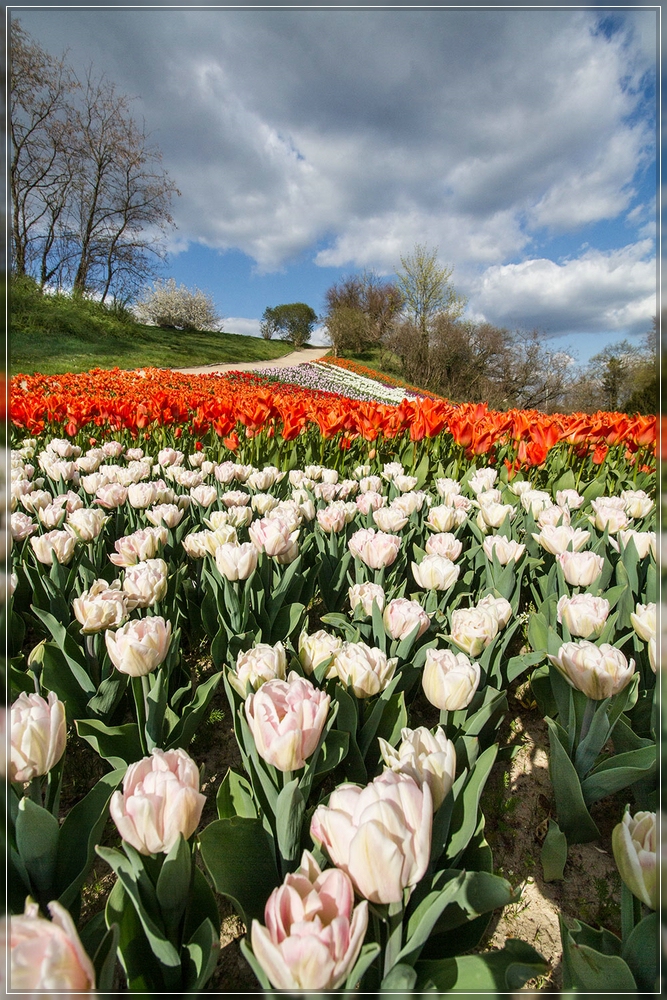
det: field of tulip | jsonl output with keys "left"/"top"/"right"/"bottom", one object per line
{"left": 6, "top": 363, "right": 658, "bottom": 994}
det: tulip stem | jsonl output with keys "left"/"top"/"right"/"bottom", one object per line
{"left": 383, "top": 900, "right": 404, "bottom": 979}
{"left": 83, "top": 634, "right": 101, "bottom": 688}
{"left": 620, "top": 880, "right": 639, "bottom": 940}
{"left": 579, "top": 697, "right": 596, "bottom": 744}
{"left": 27, "top": 776, "right": 43, "bottom": 806}
{"left": 132, "top": 676, "right": 149, "bottom": 756}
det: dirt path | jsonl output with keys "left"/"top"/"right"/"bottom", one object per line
{"left": 171, "top": 346, "right": 330, "bottom": 375}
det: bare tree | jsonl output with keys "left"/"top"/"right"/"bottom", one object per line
{"left": 323, "top": 271, "right": 403, "bottom": 356}
{"left": 10, "top": 20, "right": 179, "bottom": 302}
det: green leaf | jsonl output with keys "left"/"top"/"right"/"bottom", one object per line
{"left": 381, "top": 963, "right": 418, "bottom": 991}
{"left": 358, "top": 674, "right": 401, "bottom": 760}
{"left": 527, "top": 612, "right": 548, "bottom": 655}
{"left": 275, "top": 779, "right": 306, "bottom": 865}
{"left": 314, "top": 729, "right": 349, "bottom": 777}
{"left": 581, "top": 744, "right": 656, "bottom": 806}
{"left": 16, "top": 797, "right": 60, "bottom": 901}
{"left": 146, "top": 669, "right": 168, "bottom": 751}
{"left": 216, "top": 768, "right": 257, "bottom": 820}
{"left": 56, "top": 768, "right": 125, "bottom": 908}
{"left": 545, "top": 717, "right": 599, "bottom": 844}
{"left": 560, "top": 915, "right": 635, "bottom": 991}
{"left": 574, "top": 699, "right": 611, "bottom": 777}
{"left": 105, "top": 879, "right": 166, "bottom": 991}
{"left": 183, "top": 918, "right": 220, "bottom": 991}
{"left": 445, "top": 744, "right": 497, "bottom": 864}
{"left": 92, "top": 922, "right": 120, "bottom": 993}
{"left": 75, "top": 719, "right": 143, "bottom": 768}
{"left": 183, "top": 865, "right": 221, "bottom": 942}
{"left": 86, "top": 670, "right": 128, "bottom": 720}
{"left": 165, "top": 671, "right": 223, "bottom": 751}
{"left": 621, "top": 911, "right": 658, "bottom": 993}
{"left": 373, "top": 690, "right": 408, "bottom": 750}
{"left": 416, "top": 938, "right": 548, "bottom": 991}
{"left": 427, "top": 870, "right": 514, "bottom": 935}
{"left": 156, "top": 834, "right": 192, "bottom": 944}
{"left": 540, "top": 819, "right": 568, "bottom": 882}
{"left": 198, "top": 817, "right": 280, "bottom": 926}
{"left": 239, "top": 937, "right": 272, "bottom": 990}
{"left": 41, "top": 643, "right": 94, "bottom": 722}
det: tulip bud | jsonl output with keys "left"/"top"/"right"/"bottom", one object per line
{"left": 245, "top": 672, "right": 330, "bottom": 771}
{"left": 425, "top": 532, "right": 463, "bottom": 561}
{"left": 379, "top": 725, "right": 456, "bottom": 810}
{"left": 356, "top": 490, "right": 386, "bottom": 515}
{"left": 7, "top": 898, "right": 96, "bottom": 990}
{"left": 317, "top": 503, "right": 349, "bottom": 534}
{"left": 590, "top": 504, "right": 630, "bottom": 534}
{"left": 556, "top": 550, "right": 605, "bottom": 588}
{"left": 109, "top": 525, "right": 167, "bottom": 567}
{"left": 144, "top": 503, "right": 184, "bottom": 528}
{"left": 427, "top": 505, "right": 458, "bottom": 533}
{"left": 383, "top": 598, "right": 430, "bottom": 641}
{"left": 215, "top": 541, "right": 258, "bottom": 581}
{"left": 230, "top": 641, "right": 287, "bottom": 697}
{"left": 105, "top": 616, "right": 172, "bottom": 677}
{"left": 620, "top": 489, "right": 654, "bottom": 519}
{"left": 311, "top": 771, "right": 432, "bottom": 904}
{"left": 548, "top": 640, "right": 635, "bottom": 700}
{"left": 250, "top": 850, "right": 368, "bottom": 990}
{"left": 298, "top": 630, "right": 342, "bottom": 676}
{"left": 30, "top": 529, "right": 77, "bottom": 565}
{"left": 64, "top": 506, "right": 107, "bottom": 542}
{"left": 612, "top": 809, "right": 656, "bottom": 909}
{"left": 332, "top": 641, "right": 397, "bottom": 698}
{"left": 532, "top": 525, "right": 590, "bottom": 555}
{"left": 557, "top": 594, "right": 610, "bottom": 638}
{"left": 422, "top": 648, "right": 481, "bottom": 710}
{"left": 10, "top": 690, "right": 66, "bottom": 782}
{"left": 250, "top": 516, "right": 300, "bottom": 558}
{"left": 618, "top": 530, "right": 654, "bottom": 560}
{"left": 373, "top": 506, "right": 409, "bottom": 532}
{"left": 556, "top": 488, "right": 584, "bottom": 510}
{"left": 476, "top": 594, "right": 512, "bottom": 630}
{"left": 110, "top": 747, "right": 206, "bottom": 854}
{"left": 411, "top": 554, "right": 460, "bottom": 591}
{"left": 348, "top": 582, "right": 385, "bottom": 616}
{"left": 469, "top": 468, "right": 498, "bottom": 494}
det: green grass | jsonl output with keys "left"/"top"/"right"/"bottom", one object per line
{"left": 9, "top": 277, "right": 294, "bottom": 376}
{"left": 340, "top": 345, "right": 406, "bottom": 382}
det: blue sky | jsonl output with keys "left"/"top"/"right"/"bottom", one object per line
{"left": 13, "top": 6, "right": 658, "bottom": 367}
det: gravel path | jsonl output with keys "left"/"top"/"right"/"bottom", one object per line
{"left": 171, "top": 346, "right": 331, "bottom": 374}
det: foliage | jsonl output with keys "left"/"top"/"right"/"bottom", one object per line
{"left": 323, "top": 271, "right": 404, "bottom": 357}
{"left": 261, "top": 302, "right": 317, "bottom": 348}
{"left": 134, "top": 278, "right": 220, "bottom": 332}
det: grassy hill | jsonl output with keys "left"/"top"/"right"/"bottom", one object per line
{"left": 9, "top": 278, "right": 294, "bottom": 376}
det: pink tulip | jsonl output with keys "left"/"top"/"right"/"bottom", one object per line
{"left": 348, "top": 527, "right": 401, "bottom": 569}
{"left": 110, "top": 748, "right": 206, "bottom": 854}
{"left": 245, "top": 672, "right": 330, "bottom": 771}
{"left": 251, "top": 850, "right": 368, "bottom": 990}
{"left": 7, "top": 898, "right": 95, "bottom": 990}
{"left": 311, "top": 770, "right": 432, "bottom": 904}
{"left": 383, "top": 598, "right": 430, "bottom": 641}
{"left": 11, "top": 690, "right": 67, "bottom": 783}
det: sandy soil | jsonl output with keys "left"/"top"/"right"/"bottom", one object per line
{"left": 171, "top": 346, "right": 330, "bottom": 375}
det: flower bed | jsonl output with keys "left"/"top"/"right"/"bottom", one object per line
{"left": 6, "top": 384, "right": 657, "bottom": 993}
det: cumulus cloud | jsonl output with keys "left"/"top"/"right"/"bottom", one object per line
{"left": 471, "top": 241, "right": 656, "bottom": 337}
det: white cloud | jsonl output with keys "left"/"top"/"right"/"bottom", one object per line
{"left": 472, "top": 241, "right": 656, "bottom": 336}
{"left": 222, "top": 317, "right": 262, "bottom": 338}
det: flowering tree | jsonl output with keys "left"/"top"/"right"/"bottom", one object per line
{"left": 134, "top": 278, "right": 221, "bottom": 331}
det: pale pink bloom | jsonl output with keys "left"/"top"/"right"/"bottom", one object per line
{"left": 7, "top": 898, "right": 95, "bottom": 990}
{"left": 127, "top": 481, "right": 160, "bottom": 509}
{"left": 10, "top": 512, "right": 37, "bottom": 542}
{"left": 102, "top": 440, "right": 124, "bottom": 458}
{"left": 250, "top": 516, "right": 300, "bottom": 558}
{"left": 105, "top": 616, "right": 172, "bottom": 676}
{"left": 383, "top": 598, "right": 430, "bottom": 641}
{"left": 557, "top": 594, "right": 610, "bottom": 638}
{"left": 182, "top": 526, "right": 237, "bottom": 558}
{"left": 358, "top": 475, "right": 383, "bottom": 494}
{"left": 393, "top": 474, "right": 418, "bottom": 492}
{"left": 379, "top": 726, "right": 456, "bottom": 810}
{"left": 557, "top": 551, "right": 604, "bottom": 587}
{"left": 247, "top": 467, "right": 284, "bottom": 491}
{"left": 144, "top": 503, "right": 184, "bottom": 528}
{"left": 245, "top": 672, "right": 330, "bottom": 771}
{"left": 122, "top": 558, "right": 169, "bottom": 609}
{"left": 427, "top": 505, "right": 458, "bottom": 533}
{"left": 436, "top": 477, "right": 461, "bottom": 503}
{"left": 190, "top": 484, "right": 218, "bottom": 508}
{"left": 373, "top": 507, "right": 409, "bottom": 532}
{"left": 391, "top": 490, "right": 429, "bottom": 515}
{"left": 475, "top": 502, "right": 514, "bottom": 531}
{"left": 65, "top": 506, "right": 107, "bottom": 542}
{"left": 215, "top": 542, "right": 258, "bottom": 581}
{"left": 382, "top": 462, "right": 404, "bottom": 480}
{"left": 310, "top": 770, "right": 432, "bottom": 904}
{"left": 109, "top": 526, "right": 167, "bottom": 567}
{"left": 449, "top": 607, "right": 498, "bottom": 656}
{"left": 314, "top": 482, "right": 338, "bottom": 503}
{"left": 332, "top": 641, "right": 397, "bottom": 698}
{"left": 298, "top": 630, "right": 342, "bottom": 676}
{"left": 590, "top": 504, "right": 630, "bottom": 534}
{"left": 46, "top": 437, "right": 81, "bottom": 459}
{"left": 110, "top": 748, "right": 206, "bottom": 854}
{"left": 556, "top": 488, "right": 585, "bottom": 510}
{"left": 548, "top": 641, "right": 635, "bottom": 700}
{"left": 30, "top": 529, "right": 77, "bottom": 565}
{"left": 618, "top": 530, "right": 654, "bottom": 560}
{"left": 73, "top": 579, "right": 129, "bottom": 633}
{"left": 95, "top": 482, "right": 129, "bottom": 508}
{"left": 20, "top": 489, "right": 53, "bottom": 513}
{"left": 520, "top": 489, "right": 553, "bottom": 517}
{"left": 482, "top": 535, "right": 525, "bottom": 565}
{"left": 412, "top": 554, "right": 460, "bottom": 591}
{"left": 11, "top": 690, "right": 66, "bottom": 783}
{"left": 536, "top": 504, "right": 571, "bottom": 528}
{"left": 348, "top": 582, "right": 386, "bottom": 616}
{"left": 355, "top": 490, "right": 386, "bottom": 515}
{"left": 426, "top": 532, "right": 463, "bottom": 561}
{"left": 621, "top": 490, "right": 654, "bottom": 519}
{"left": 468, "top": 468, "right": 497, "bottom": 494}
{"left": 612, "top": 810, "right": 656, "bottom": 909}
{"left": 221, "top": 489, "right": 251, "bottom": 508}
{"left": 476, "top": 594, "right": 512, "bottom": 630}
{"left": 37, "top": 502, "right": 67, "bottom": 529}
{"left": 125, "top": 447, "right": 144, "bottom": 461}
{"left": 230, "top": 642, "right": 287, "bottom": 697}
{"left": 534, "top": 524, "right": 590, "bottom": 555}
{"left": 317, "top": 503, "right": 350, "bottom": 534}
{"left": 215, "top": 461, "right": 238, "bottom": 484}
{"left": 630, "top": 603, "right": 656, "bottom": 643}
{"left": 251, "top": 850, "right": 368, "bottom": 991}
{"left": 348, "top": 527, "right": 400, "bottom": 569}
{"left": 422, "top": 649, "right": 481, "bottom": 710}
{"left": 157, "top": 447, "right": 184, "bottom": 467}
{"left": 252, "top": 493, "right": 279, "bottom": 515}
